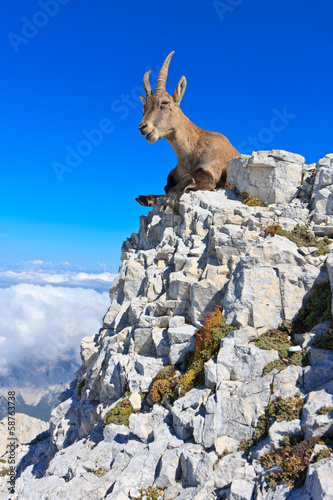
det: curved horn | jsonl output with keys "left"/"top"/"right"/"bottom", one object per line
{"left": 155, "top": 51, "right": 175, "bottom": 93}
{"left": 143, "top": 70, "right": 152, "bottom": 96}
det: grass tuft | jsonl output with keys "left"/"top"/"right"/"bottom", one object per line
{"left": 148, "top": 306, "right": 235, "bottom": 405}
{"left": 242, "top": 192, "right": 265, "bottom": 207}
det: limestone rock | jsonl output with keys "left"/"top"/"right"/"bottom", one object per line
{"left": 129, "top": 392, "right": 142, "bottom": 412}
{"left": 227, "top": 150, "right": 304, "bottom": 205}
{"left": 305, "top": 457, "right": 333, "bottom": 499}
{"left": 223, "top": 235, "right": 324, "bottom": 332}
{"left": 14, "top": 151, "right": 333, "bottom": 500}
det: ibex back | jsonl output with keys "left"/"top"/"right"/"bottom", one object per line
{"left": 136, "top": 51, "right": 239, "bottom": 210}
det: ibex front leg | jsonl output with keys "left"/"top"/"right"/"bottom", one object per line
{"left": 164, "top": 169, "right": 216, "bottom": 209}
{"left": 135, "top": 169, "right": 178, "bottom": 207}
{"left": 135, "top": 194, "right": 164, "bottom": 207}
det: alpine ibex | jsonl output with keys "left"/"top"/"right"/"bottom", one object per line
{"left": 136, "top": 51, "right": 239, "bottom": 209}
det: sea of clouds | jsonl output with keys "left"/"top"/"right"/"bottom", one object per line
{"left": 0, "top": 261, "right": 115, "bottom": 385}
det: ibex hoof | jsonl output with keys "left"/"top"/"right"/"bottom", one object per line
{"left": 136, "top": 196, "right": 149, "bottom": 206}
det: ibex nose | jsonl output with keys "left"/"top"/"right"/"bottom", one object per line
{"left": 139, "top": 123, "right": 147, "bottom": 131}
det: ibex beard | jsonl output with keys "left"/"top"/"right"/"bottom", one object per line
{"left": 136, "top": 51, "right": 239, "bottom": 210}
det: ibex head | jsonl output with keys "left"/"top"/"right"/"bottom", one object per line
{"left": 138, "top": 51, "right": 187, "bottom": 143}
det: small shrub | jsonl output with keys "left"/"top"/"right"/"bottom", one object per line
{"left": 260, "top": 437, "right": 319, "bottom": 489}
{"left": 77, "top": 379, "right": 86, "bottom": 399}
{"left": 317, "top": 406, "right": 333, "bottom": 415}
{"left": 314, "top": 448, "right": 332, "bottom": 462}
{"left": 103, "top": 394, "right": 137, "bottom": 427}
{"left": 148, "top": 307, "right": 235, "bottom": 405}
{"left": 313, "top": 328, "right": 333, "bottom": 351}
{"left": 239, "top": 413, "right": 269, "bottom": 456}
{"left": 265, "top": 224, "right": 332, "bottom": 256}
{"left": 262, "top": 359, "right": 288, "bottom": 376}
{"left": 266, "top": 394, "right": 304, "bottom": 422}
{"left": 239, "top": 394, "right": 304, "bottom": 456}
{"left": 314, "top": 246, "right": 331, "bottom": 257}
{"left": 0, "top": 468, "right": 10, "bottom": 477}
{"left": 93, "top": 467, "right": 108, "bottom": 477}
{"left": 256, "top": 329, "right": 309, "bottom": 376}
{"left": 278, "top": 225, "right": 314, "bottom": 247}
{"left": 153, "top": 365, "right": 176, "bottom": 381}
{"left": 193, "top": 306, "right": 236, "bottom": 364}
{"left": 174, "top": 367, "right": 201, "bottom": 398}
{"left": 255, "top": 329, "right": 292, "bottom": 358}
{"left": 149, "top": 378, "right": 172, "bottom": 405}
{"left": 265, "top": 224, "right": 282, "bottom": 236}
{"left": 242, "top": 192, "right": 265, "bottom": 207}
{"left": 292, "top": 282, "right": 332, "bottom": 334}
{"left": 138, "top": 486, "right": 164, "bottom": 500}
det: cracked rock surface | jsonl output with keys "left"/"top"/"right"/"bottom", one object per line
{"left": 3, "top": 151, "right": 333, "bottom": 500}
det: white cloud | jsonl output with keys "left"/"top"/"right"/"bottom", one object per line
{"left": 0, "top": 268, "right": 116, "bottom": 293}
{"left": 0, "top": 283, "right": 110, "bottom": 382}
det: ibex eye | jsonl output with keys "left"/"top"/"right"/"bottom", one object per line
{"left": 161, "top": 101, "right": 169, "bottom": 106}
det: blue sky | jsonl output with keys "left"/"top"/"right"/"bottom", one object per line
{"left": 1, "top": 0, "right": 332, "bottom": 272}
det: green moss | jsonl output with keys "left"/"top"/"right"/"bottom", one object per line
{"left": 313, "top": 328, "right": 333, "bottom": 351}
{"left": 317, "top": 406, "right": 333, "bottom": 415}
{"left": 102, "top": 393, "right": 142, "bottom": 427}
{"left": 266, "top": 394, "right": 304, "bottom": 422}
{"left": 77, "top": 379, "right": 86, "bottom": 399}
{"left": 256, "top": 329, "right": 309, "bottom": 376}
{"left": 263, "top": 359, "right": 289, "bottom": 376}
{"left": 292, "top": 282, "right": 332, "bottom": 334}
{"left": 314, "top": 246, "right": 331, "bottom": 257}
{"left": 255, "top": 329, "right": 292, "bottom": 358}
{"left": 314, "top": 448, "right": 333, "bottom": 462}
{"left": 242, "top": 192, "right": 265, "bottom": 207}
{"left": 239, "top": 395, "right": 304, "bottom": 456}
{"left": 278, "top": 225, "right": 314, "bottom": 247}
{"left": 266, "top": 224, "right": 332, "bottom": 256}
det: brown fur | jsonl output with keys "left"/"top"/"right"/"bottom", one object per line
{"left": 136, "top": 52, "right": 239, "bottom": 209}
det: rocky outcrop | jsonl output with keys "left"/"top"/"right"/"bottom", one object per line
{"left": 8, "top": 150, "right": 333, "bottom": 500}
{"left": 227, "top": 150, "right": 304, "bottom": 205}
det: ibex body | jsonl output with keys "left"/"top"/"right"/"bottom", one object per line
{"left": 136, "top": 51, "right": 239, "bottom": 209}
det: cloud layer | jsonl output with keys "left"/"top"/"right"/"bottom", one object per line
{"left": 0, "top": 267, "right": 116, "bottom": 293}
{"left": 0, "top": 282, "right": 110, "bottom": 383}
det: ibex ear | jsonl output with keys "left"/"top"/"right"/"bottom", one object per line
{"left": 140, "top": 95, "right": 147, "bottom": 105}
{"left": 173, "top": 76, "right": 187, "bottom": 104}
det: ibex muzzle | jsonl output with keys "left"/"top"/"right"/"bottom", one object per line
{"left": 136, "top": 51, "right": 239, "bottom": 209}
